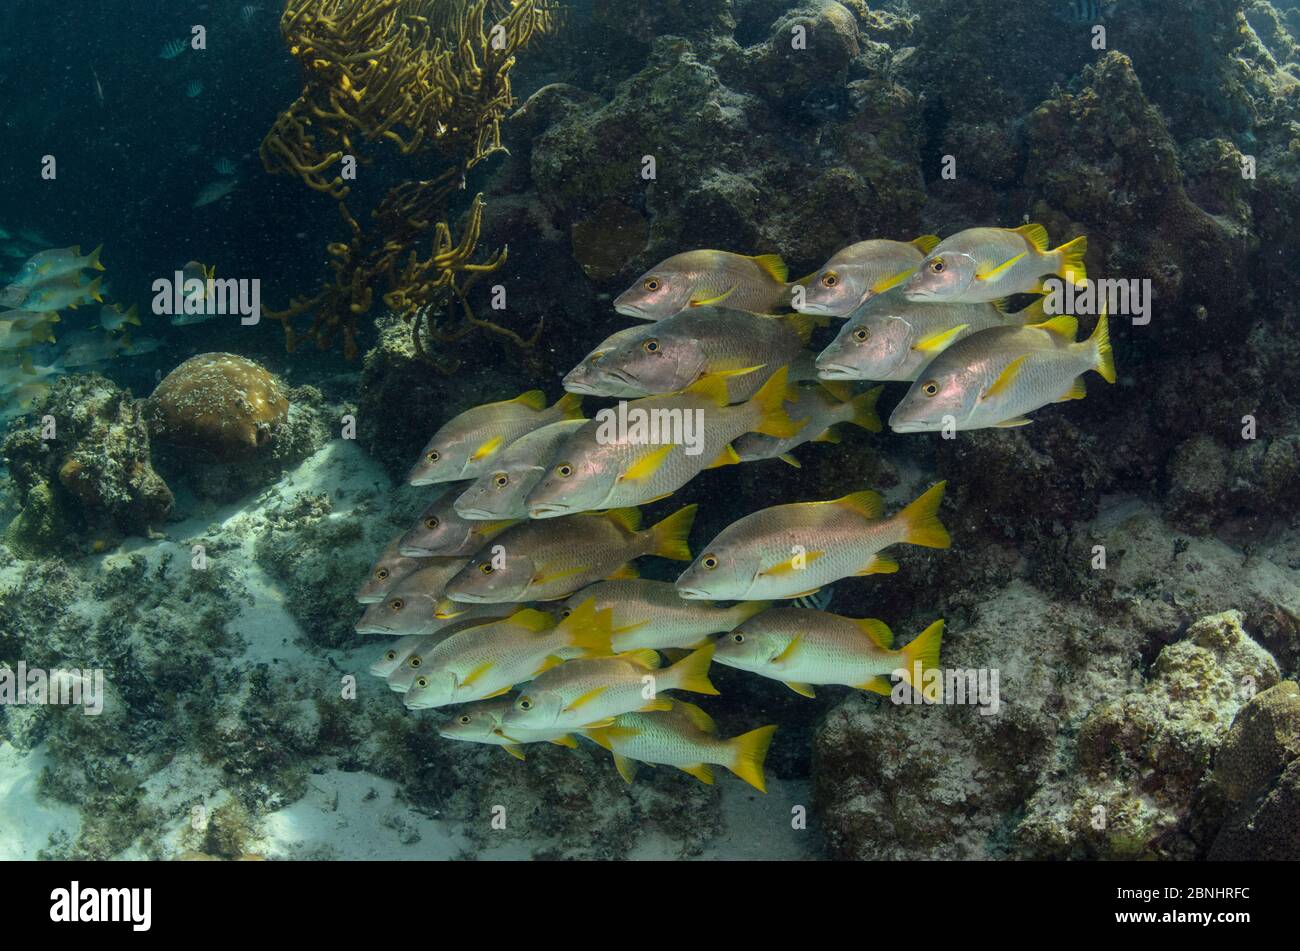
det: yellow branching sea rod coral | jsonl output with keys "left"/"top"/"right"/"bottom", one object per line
{"left": 260, "top": 0, "right": 555, "bottom": 362}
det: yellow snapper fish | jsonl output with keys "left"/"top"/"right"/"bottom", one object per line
{"left": 732, "top": 382, "right": 882, "bottom": 468}
{"left": 11, "top": 244, "right": 104, "bottom": 288}
{"left": 502, "top": 644, "right": 720, "bottom": 732}
{"left": 714, "top": 608, "right": 943, "bottom": 700}
{"left": 614, "top": 250, "right": 796, "bottom": 320}
{"left": 562, "top": 325, "right": 659, "bottom": 397}
{"left": 22, "top": 273, "right": 105, "bottom": 312}
{"left": 0, "top": 320, "right": 53, "bottom": 351}
{"left": 438, "top": 696, "right": 579, "bottom": 760}
{"left": 562, "top": 307, "right": 817, "bottom": 401}
{"left": 369, "top": 632, "right": 438, "bottom": 678}
{"left": 397, "top": 491, "right": 516, "bottom": 557}
{"left": 407, "top": 389, "right": 583, "bottom": 485}
{"left": 676, "top": 482, "right": 950, "bottom": 601}
{"left": 452, "top": 419, "right": 587, "bottom": 521}
{"left": 586, "top": 701, "right": 776, "bottom": 790}
{"left": 798, "top": 235, "right": 939, "bottom": 316}
{"left": 560, "top": 579, "right": 771, "bottom": 652}
{"left": 385, "top": 610, "right": 528, "bottom": 692}
{"left": 526, "top": 368, "right": 799, "bottom": 518}
{"left": 888, "top": 312, "right": 1115, "bottom": 433}
{"left": 441, "top": 505, "right": 697, "bottom": 604}
{"left": 356, "top": 538, "right": 439, "bottom": 603}
{"left": 403, "top": 601, "right": 614, "bottom": 710}
{"left": 99, "top": 303, "right": 140, "bottom": 333}
{"left": 816, "top": 289, "right": 1044, "bottom": 382}
{"left": 904, "top": 224, "right": 1087, "bottom": 304}
{"left": 355, "top": 558, "right": 496, "bottom": 635}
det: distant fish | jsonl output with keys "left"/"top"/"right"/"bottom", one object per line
{"left": 120, "top": 335, "right": 162, "bottom": 357}
{"left": 240, "top": 4, "right": 262, "bottom": 24}
{"left": 193, "top": 179, "right": 237, "bottom": 208}
{"left": 91, "top": 66, "right": 104, "bottom": 107}
{"left": 185, "top": 79, "right": 204, "bottom": 98}
{"left": 99, "top": 303, "right": 140, "bottom": 333}
{"left": 54, "top": 330, "right": 126, "bottom": 367}
{"left": 170, "top": 261, "right": 218, "bottom": 325}
{"left": 0, "top": 284, "right": 28, "bottom": 308}
{"left": 160, "top": 38, "right": 187, "bottom": 59}
{"left": 24, "top": 274, "right": 105, "bottom": 312}
{"left": 213, "top": 158, "right": 237, "bottom": 176}
{"left": 12, "top": 245, "right": 104, "bottom": 288}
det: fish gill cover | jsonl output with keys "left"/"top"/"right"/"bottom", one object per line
{"left": 0, "top": 0, "right": 1295, "bottom": 869}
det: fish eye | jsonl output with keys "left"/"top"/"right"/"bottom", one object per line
{"left": 922, "top": 380, "right": 940, "bottom": 397}
{"left": 556, "top": 463, "right": 573, "bottom": 478}
{"left": 384, "top": 650, "right": 397, "bottom": 661}
{"left": 427, "top": 449, "right": 441, "bottom": 462}
{"left": 424, "top": 516, "right": 439, "bottom": 529}
{"left": 732, "top": 633, "right": 744, "bottom": 643}
{"left": 375, "top": 567, "right": 389, "bottom": 580}
{"left": 408, "top": 656, "right": 422, "bottom": 669}
{"left": 852, "top": 327, "right": 869, "bottom": 342}
{"left": 388, "top": 598, "right": 404, "bottom": 611}
{"left": 518, "top": 697, "right": 533, "bottom": 710}
{"left": 493, "top": 473, "right": 509, "bottom": 488}
{"left": 929, "top": 259, "right": 945, "bottom": 274}
{"left": 561, "top": 609, "right": 572, "bottom": 618}
{"left": 479, "top": 563, "right": 494, "bottom": 574}
{"left": 415, "top": 676, "right": 428, "bottom": 688}
{"left": 702, "top": 554, "right": 719, "bottom": 570}
{"left": 642, "top": 338, "right": 660, "bottom": 353}
{"left": 821, "top": 271, "right": 839, "bottom": 288}
{"left": 643, "top": 278, "right": 660, "bottom": 292}
{"left": 458, "top": 715, "right": 471, "bottom": 725}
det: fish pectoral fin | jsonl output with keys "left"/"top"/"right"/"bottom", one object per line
{"left": 771, "top": 634, "right": 803, "bottom": 667}
{"left": 503, "top": 744, "right": 527, "bottom": 761}
{"left": 854, "top": 553, "right": 899, "bottom": 576}
{"left": 857, "top": 676, "right": 895, "bottom": 696}
{"left": 706, "top": 443, "right": 742, "bottom": 469}
{"left": 613, "top": 753, "right": 639, "bottom": 784}
{"left": 579, "top": 717, "right": 617, "bottom": 729}
{"left": 870, "top": 267, "right": 916, "bottom": 295}
{"left": 460, "top": 661, "right": 496, "bottom": 687}
{"left": 563, "top": 685, "right": 609, "bottom": 713}
{"left": 470, "top": 435, "right": 505, "bottom": 462}
{"left": 689, "top": 285, "right": 737, "bottom": 308}
{"left": 678, "top": 763, "right": 715, "bottom": 785}
{"left": 993, "top": 416, "right": 1033, "bottom": 428}
{"left": 479, "top": 686, "right": 512, "bottom": 700}
{"left": 912, "top": 324, "right": 969, "bottom": 353}
{"left": 531, "top": 563, "right": 591, "bottom": 587}
{"left": 620, "top": 443, "right": 675, "bottom": 483}
{"left": 761, "top": 551, "right": 824, "bottom": 578}
{"left": 784, "top": 681, "right": 816, "bottom": 698}
{"left": 976, "top": 252, "right": 1027, "bottom": 282}
{"left": 981, "top": 353, "right": 1032, "bottom": 401}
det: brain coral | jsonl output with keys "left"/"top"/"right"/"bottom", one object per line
{"left": 145, "top": 353, "right": 289, "bottom": 462}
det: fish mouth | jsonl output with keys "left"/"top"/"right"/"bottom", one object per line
{"left": 355, "top": 593, "right": 384, "bottom": 604}
{"left": 444, "top": 590, "right": 490, "bottom": 604}
{"left": 796, "top": 301, "right": 833, "bottom": 316}
{"left": 527, "top": 503, "right": 572, "bottom": 519}
{"left": 613, "top": 302, "right": 649, "bottom": 319}
{"left": 889, "top": 418, "right": 935, "bottom": 434}
{"left": 677, "top": 586, "right": 711, "bottom": 600}
{"left": 397, "top": 544, "right": 437, "bottom": 557}
{"left": 815, "top": 361, "right": 861, "bottom": 380}
{"left": 562, "top": 379, "right": 602, "bottom": 395}
{"left": 354, "top": 623, "right": 394, "bottom": 635}
{"left": 455, "top": 507, "right": 499, "bottom": 521}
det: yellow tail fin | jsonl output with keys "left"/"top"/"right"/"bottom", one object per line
{"left": 848, "top": 385, "right": 883, "bottom": 432}
{"left": 666, "top": 642, "right": 719, "bottom": 695}
{"left": 1088, "top": 307, "right": 1115, "bottom": 384}
{"left": 750, "top": 367, "right": 801, "bottom": 439}
{"left": 648, "top": 504, "right": 697, "bottom": 561}
{"left": 895, "top": 481, "right": 950, "bottom": 549}
{"left": 87, "top": 244, "right": 105, "bottom": 271}
{"left": 728, "top": 724, "right": 777, "bottom": 793}
{"left": 1054, "top": 235, "right": 1087, "bottom": 287}
{"left": 899, "top": 619, "right": 944, "bottom": 702}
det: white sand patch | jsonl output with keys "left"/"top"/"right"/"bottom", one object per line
{"left": 0, "top": 742, "right": 81, "bottom": 859}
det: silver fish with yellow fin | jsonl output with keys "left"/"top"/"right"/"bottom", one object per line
{"left": 562, "top": 325, "right": 657, "bottom": 397}
{"left": 407, "top": 389, "right": 584, "bottom": 485}
{"left": 438, "top": 696, "right": 579, "bottom": 760}
{"left": 560, "top": 579, "right": 770, "bottom": 652}
{"left": 441, "top": 505, "right": 698, "bottom": 604}
{"left": 904, "top": 225, "right": 1087, "bottom": 303}
{"left": 452, "top": 419, "right": 587, "bottom": 521}
{"left": 526, "top": 368, "right": 800, "bottom": 518}
{"left": 732, "top": 382, "right": 882, "bottom": 467}
{"left": 502, "top": 644, "right": 720, "bottom": 732}
{"left": 615, "top": 250, "right": 796, "bottom": 320}
{"left": 798, "top": 236, "right": 939, "bottom": 316}
{"left": 675, "top": 483, "right": 950, "bottom": 601}
{"left": 356, "top": 560, "right": 513, "bottom": 636}
{"left": 714, "top": 608, "right": 944, "bottom": 700}
{"left": 888, "top": 311, "right": 1115, "bottom": 432}
{"left": 398, "top": 490, "right": 516, "bottom": 557}
{"left": 384, "top": 609, "right": 528, "bottom": 692}
{"left": 356, "top": 538, "right": 437, "bottom": 603}
{"left": 369, "top": 632, "right": 437, "bottom": 678}
{"left": 586, "top": 701, "right": 776, "bottom": 791}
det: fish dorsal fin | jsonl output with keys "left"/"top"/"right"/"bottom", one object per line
{"left": 621, "top": 444, "right": 674, "bottom": 483}
{"left": 910, "top": 234, "right": 941, "bottom": 254}
{"left": 620, "top": 648, "right": 662, "bottom": 669}
{"left": 870, "top": 267, "right": 916, "bottom": 295}
{"left": 689, "top": 285, "right": 737, "bottom": 308}
{"left": 852, "top": 617, "right": 895, "bottom": 649}
{"left": 913, "top": 324, "right": 969, "bottom": 353}
{"left": 509, "top": 389, "right": 547, "bottom": 410}
{"left": 603, "top": 507, "right": 642, "bottom": 534}
{"left": 779, "top": 312, "right": 815, "bottom": 345}
{"left": 1012, "top": 223, "right": 1050, "bottom": 251}
{"left": 833, "top": 489, "right": 883, "bottom": 520}
{"left": 751, "top": 253, "right": 788, "bottom": 283}
{"left": 1031, "top": 315, "right": 1078, "bottom": 340}
{"left": 684, "top": 372, "right": 732, "bottom": 406}
{"left": 470, "top": 435, "right": 504, "bottom": 462}
{"left": 674, "top": 700, "right": 717, "bottom": 733}
{"left": 982, "top": 353, "right": 1032, "bottom": 401}
{"left": 976, "top": 252, "right": 1025, "bottom": 282}
{"left": 509, "top": 607, "right": 555, "bottom": 633}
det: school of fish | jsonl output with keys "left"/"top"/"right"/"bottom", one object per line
{"left": 358, "top": 222, "right": 1116, "bottom": 793}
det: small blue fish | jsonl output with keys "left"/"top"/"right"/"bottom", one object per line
{"left": 213, "top": 158, "right": 237, "bottom": 176}
{"left": 160, "top": 38, "right": 187, "bottom": 60}
{"left": 185, "top": 79, "right": 204, "bottom": 98}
